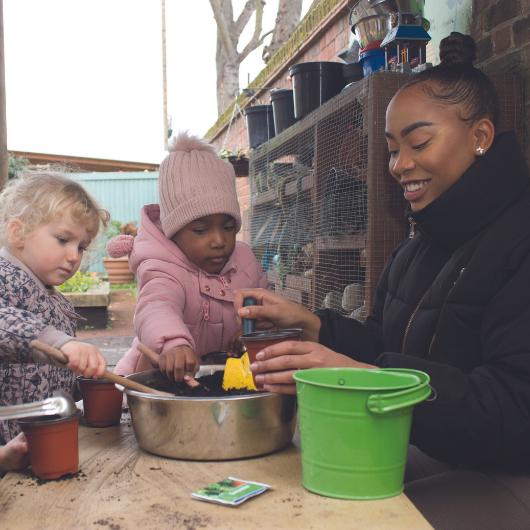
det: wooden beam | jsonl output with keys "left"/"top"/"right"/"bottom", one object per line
{"left": 0, "top": 0, "right": 7, "bottom": 189}
{"left": 9, "top": 150, "right": 159, "bottom": 172}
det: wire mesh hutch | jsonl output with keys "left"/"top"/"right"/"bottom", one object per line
{"left": 248, "top": 71, "right": 524, "bottom": 320}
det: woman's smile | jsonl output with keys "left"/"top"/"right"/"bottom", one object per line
{"left": 402, "top": 178, "right": 431, "bottom": 203}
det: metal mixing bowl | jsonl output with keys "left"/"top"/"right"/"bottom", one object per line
{"left": 118, "top": 368, "right": 297, "bottom": 461}
{"left": 368, "top": 0, "right": 425, "bottom": 15}
{"left": 352, "top": 14, "right": 391, "bottom": 49}
{"left": 349, "top": 0, "right": 380, "bottom": 27}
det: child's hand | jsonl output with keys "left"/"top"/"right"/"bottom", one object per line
{"left": 159, "top": 345, "right": 199, "bottom": 381}
{"left": 0, "top": 432, "right": 30, "bottom": 473}
{"left": 60, "top": 341, "right": 107, "bottom": 378}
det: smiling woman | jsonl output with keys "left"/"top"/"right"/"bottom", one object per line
{"left": 233, "top": 32, "right": 530, "bottom": 528}
{"left": 385, "top": 32, "right": 497, "bottom": 212}
{"left": 385, "top": 89, "right": 494, "bottom": 211}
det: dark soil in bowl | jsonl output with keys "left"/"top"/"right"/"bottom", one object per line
{"left": 157, "top": 371, "right": 260, "bottom": 397}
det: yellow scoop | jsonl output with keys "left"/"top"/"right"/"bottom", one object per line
{"left": 222, "top": 352, "right": 257, "bottom": 391}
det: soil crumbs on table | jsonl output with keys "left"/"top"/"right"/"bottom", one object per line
{"left": 93, "top": 518, "right": 122, "bottom": 530}
{"left": 148, "top": 503, "right": 212, "bottom": 530}
{"left": 13, "top": 469, "right": 88, "bottom": 486}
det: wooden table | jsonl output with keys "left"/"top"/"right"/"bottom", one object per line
{"left": 0, "top": 419, "right": 431, "bottom": 529}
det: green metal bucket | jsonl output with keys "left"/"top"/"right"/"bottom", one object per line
{"left": 293, "top": 367, "right": 431, "bottom": 499}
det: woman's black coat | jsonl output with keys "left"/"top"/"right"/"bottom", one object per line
{"left": 318, "top": 132, "right": 530, "bottom": 470}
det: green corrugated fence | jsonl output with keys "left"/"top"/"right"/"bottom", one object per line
{"left": 69, "top": 171, "right": 159, "bottom": 273}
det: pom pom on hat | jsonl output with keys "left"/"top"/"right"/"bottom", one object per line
{"left": 106, "top": 234, "right": 134, "bottom": 258}
{"left": 159, "top": 131, "right": 242, "bottom": 239}
{"left": 167, "top": 131, "right": 217, "bottom": 155}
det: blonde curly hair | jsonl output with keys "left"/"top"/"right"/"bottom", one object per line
{"left": 0, "top": 171, "right": 110, "bottom": 247}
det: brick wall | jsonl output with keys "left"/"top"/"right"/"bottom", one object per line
{"left": 472, "top": 0, "right": 530, "bottom": 160}
{"left": 213, "top": 5, "right": 351, "bottom": 240}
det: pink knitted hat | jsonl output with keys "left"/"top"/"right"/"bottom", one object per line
{"left": 158, "top": 132, "right": 242, "bottom": 239}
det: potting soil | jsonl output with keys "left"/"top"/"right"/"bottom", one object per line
{"left": 169, "top": 372, "right": 260, "bottom": 397}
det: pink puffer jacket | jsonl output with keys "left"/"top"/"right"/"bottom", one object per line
{"left": 111, "top": 204, "right": 268, "bottom": 375}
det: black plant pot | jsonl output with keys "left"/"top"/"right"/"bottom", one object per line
{"left": 244, "top": 105, "right": 275, "bottom": 149}
{"left": 228, "top": 156, "right": 249, "bottom": 177}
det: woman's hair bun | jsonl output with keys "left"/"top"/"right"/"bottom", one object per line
{"left": 439, "top": 32, "right": 476, "bottom": 67}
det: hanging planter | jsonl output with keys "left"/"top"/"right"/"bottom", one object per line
{"left": 228, "top": 155, "right": 249, "bottom": 177}
{"left": 220, "top": 149, "right": 250, "bottom": 177}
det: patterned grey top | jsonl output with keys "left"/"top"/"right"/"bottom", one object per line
{"left": 0, "top": 248, "right": 79, "bottom": 444}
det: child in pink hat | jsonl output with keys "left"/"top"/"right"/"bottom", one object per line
{"left": 108, "top": 132, "right": 268, "bottom": 380}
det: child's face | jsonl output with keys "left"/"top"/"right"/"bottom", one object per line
{"left": 385, "top": 83, "right": 480, "bottom": 212}
{"left": 172, "top": 214, "right": 237, "bottom": 275}
{"left": 9, "top": 214, "right": 92, "bottom": 286}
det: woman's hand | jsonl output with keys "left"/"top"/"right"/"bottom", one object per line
{"left": 250, "top": 340, "right": 375, "bottom": 394}
{"left": 234, "top": 288, "right": 322, "bottom": 341}
{"left": 60, "top": 341, "right": 107, "bottom": 378}
{"left": 159, "top": 345, "right": 200, "bottom": 381}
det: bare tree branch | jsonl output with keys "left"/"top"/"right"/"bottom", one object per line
{"left": 209, "top": 0, "right": 305, "bottom": 115}
{"left": 239, "top": 0, "right": 266, "bottom": 60}
{"left": 262, "top": 0, "right": 302, "bottom": 62}
{"left": 209, "top": 0, "right": 238, "bottom": 61}
{"left": 240, "top": 29, "right": 273, "bottom": 62}
{"left": 234, "top": 0, "right": 256, "bottom": 37}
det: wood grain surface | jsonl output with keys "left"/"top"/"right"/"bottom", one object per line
{"left": 0, "top": 416, "right": 432, "bottom": 530}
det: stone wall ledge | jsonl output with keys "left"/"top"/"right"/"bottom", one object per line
{"left": 62, "top": 281, "right": 111, "bottom": 308}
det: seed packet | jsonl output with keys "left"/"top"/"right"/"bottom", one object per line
{"left": 191, "top": 476, "right": 272, "bottom": 506}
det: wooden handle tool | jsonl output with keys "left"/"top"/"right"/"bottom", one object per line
{"left": 30, "top": 339, "right": 173, "bottom": 397}
{"left": 136, "top": 341, "right": 161, "bottom": 366}
{"left": 137, "top": 342, "right": 208, "bottom": 391}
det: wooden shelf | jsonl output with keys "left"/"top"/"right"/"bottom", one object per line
{"left": 253, "top": 188, "right": 277, "bottom": 206}
{"left": 273, "top": 287, "right": 303, "bottom": 304}
{"left": 284, "top": 173, "right": 314, "bottom": 195}
{"left": 252, "top": 172, "right": 314, "bottom": 207}
{"left": 267, "top": 270, "right": 280, "bottom": 285}
{"left": 315, "top": 233, "right": 366, "bottom": 251}
{"left": 285, "top": 274, "right": 312, "bottom": 293}
{"left": 250, "top": 73, "right": 413, "bottom": 314}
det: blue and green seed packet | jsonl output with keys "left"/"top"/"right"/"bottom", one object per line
{"left": 191, "top": 476, "right": 272, "bottom": 506}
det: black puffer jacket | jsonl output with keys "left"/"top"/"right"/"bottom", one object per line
{"left": 319, "top": 132, "right": 530, "bottom": 470}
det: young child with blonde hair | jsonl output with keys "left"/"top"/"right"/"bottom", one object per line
{"left": 0, "top": 172, "right": 109, "bottom": 473}
{"left": 108, "top": 132, "right": 268, "bottom": 380}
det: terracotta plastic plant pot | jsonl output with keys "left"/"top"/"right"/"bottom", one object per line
{"left": 102, "top": 256, "right": 134, "bottom": 284}
{"left": 242, "top": 328, "right": 303, "bottom": 364}
{"left": 17, "top": 410, "right": 82, "bottom": 480}
{"left": 77, "top": 377, "right": 123, "bottom": 427}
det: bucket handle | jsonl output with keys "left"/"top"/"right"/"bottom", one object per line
{"left": 367, "top": 383, "right": 432, "bottom": 414}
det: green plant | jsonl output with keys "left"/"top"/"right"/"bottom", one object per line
{"left": 110, "top": 281, "right": 137, "bottom": 294}
{"left": 105, "top": 220, "right": 123, "bottom": 241}
{"left": 57, "top": 271, "right": 101, "bottom": 293}
{"left": 8, "top": 153, "right": 29, "bottom": 180}
{"left": 104, "top": 220, "right": 138, "bottom": 245}
{"left": 219, "top": 148, "right": 248, "bottom": 160}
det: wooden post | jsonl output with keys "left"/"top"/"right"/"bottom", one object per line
{"left": 0, "top": 0, "right": 7, "bottom": 189}
{"left": 161, "top": 0, "right": 168, "bottom": 150}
